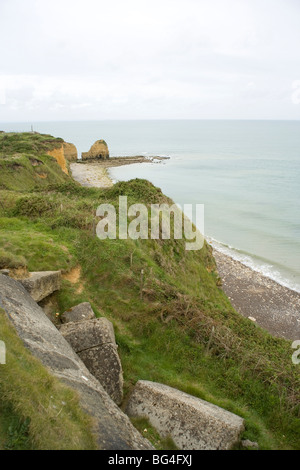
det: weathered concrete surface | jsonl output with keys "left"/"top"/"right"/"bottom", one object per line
{"left": 60, "top": 318, "right": 116, "bottom": 353}
{"left": 0, "top": 274, "right": 153, "bottom": 450}
{"left": 60, "top": 318, "right": 123, "bottom": 405}
{"left": 61, "top": 302, "right": 96, "bottom": 324}
{"left": 126, "top": 380, "right": 244, "bottom": 450}
{"left": 78, "top": 344, "right": 123, "bottom": 405}
{"left": 19, "top": 271, "right": 61, "bottom": 302}
{"left": 60, "top": 317, "right": 115, "bottom": 349}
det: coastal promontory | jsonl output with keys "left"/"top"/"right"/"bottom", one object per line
{"left": 0, "top": 131, "right": 299, "bottom": 451}
{"left": 81, "top": 140, "right": 109, "bottom": 160}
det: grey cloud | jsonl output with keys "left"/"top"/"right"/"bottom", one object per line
{"left": 0, "top": 0, "right": 300, "bottom": 120}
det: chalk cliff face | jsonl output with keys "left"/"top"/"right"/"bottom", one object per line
{"left": 47, "top": 142, "right": 78, "bottom": 174}
{"left": 81, "top": 140, "right": 109, "bottom": 160}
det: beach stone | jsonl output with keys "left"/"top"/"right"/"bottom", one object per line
{"left": 20, "top": 271, "right": 61, "bottom": 302}
{"left": 61, "top": 302, "right": 96, "bottom": 324}
{"left": 60, "top": 318, "right": 123, "bottom": 405}
{"left": 0, "top": 274, "right": 152, "bottom": 450}
{"left": 126, "top": 380, "right": 245, "bottom": 450}
{"left": 82, "top": 140, "right": 109, "bottom": 160}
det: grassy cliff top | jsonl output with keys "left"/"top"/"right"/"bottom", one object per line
{"left": 0, "top": 132, "right": 299, "bottom": 450}
{"left": 0, "top": 132, "right": 64, "bottom": 158}
{"left": 0, "top": 132, "right": 69, "bottom": 191}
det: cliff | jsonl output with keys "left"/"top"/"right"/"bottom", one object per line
{"left": 62, "top": 142, "right": 78, "bottom": 162}
{"left": 47, "top": 142, "right": 78, "bottom": 174}
{"left": 81, "top": 140, "right": 109, "bottom": 160}
{"left": 0, "top": 132, "right": 299, "bottom": 450}
{"left": 0, "top": 132, "right": 77, "bottom": 187}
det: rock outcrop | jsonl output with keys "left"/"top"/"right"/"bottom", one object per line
{"left": 126, "top": 380, "right": 245, "bottom": 450}
{"left": 19, "top": 271, "right": 61, "bottom": 303}
{"left": 81, "top": 140, "right": 109, "bottom": 160}
{"left": 60, "top": 317, "right": 123, "bottom": 405}
{"left": 0, "top": 274, "right": 153, "bottom": 450}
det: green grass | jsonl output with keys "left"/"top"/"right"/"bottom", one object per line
{"left": 130, "top": 417, "right": 178, "bottom": 450}
{"left": 0, "top": 153, "right": 69, "bottom": 192}
{"left": 0, "top": 309, "right": 97, "bottom": 450}
{"left": 0, "top": 401, "right": 31, "bottom": 450}
{"left": 0, "top": 132, "right": 299, "bottom": 450}
{"left": 0, "top": 132, "right": 64, "bottom": 158}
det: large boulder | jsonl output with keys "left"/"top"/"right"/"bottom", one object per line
{"left": 19, "top": 271, "right": 61, "bottom": 302}
{"left": 60, "top": 317, "right": 123, "bottom": 405}
{"left": 0, "top": 274, "right": 152, "bottom": 450}
{"left": 61, "top": 302, "right": 96, "bottom": 324}
{"left": 81, "top": 140, "right": 109, "bottom": 160}
{"left": 126, "top": 380, "right": 245, "bottom": 450}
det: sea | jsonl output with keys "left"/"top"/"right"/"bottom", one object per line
{"left": 1, "top": 120, "right": 299, "bottom": 293}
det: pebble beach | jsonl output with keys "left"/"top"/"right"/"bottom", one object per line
{"left": 213, "top": 249, "right": 300, "bottom": 341}
{"left": 71, "top": 158, "right": 300, "bottom": 342}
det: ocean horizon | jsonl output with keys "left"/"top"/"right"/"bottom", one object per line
{"left": 1, "top": 119, "right": 299, "bottom": 293}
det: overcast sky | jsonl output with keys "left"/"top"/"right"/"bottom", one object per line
{"left": 0, "top": 0, "right": 300, "bottom": 121}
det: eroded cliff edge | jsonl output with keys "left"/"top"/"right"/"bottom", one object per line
{"left": 47, "top": 141, "right": 78, "bottom": 174}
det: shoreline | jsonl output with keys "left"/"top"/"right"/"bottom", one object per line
{"left": 70, "top": 155, "right": 168, "bottom": 188}
{"left": 213, "top": 248, "right": 300, "bottom": 341}
{"left": 70, "top": 157, "right": 300, "bottom": 341}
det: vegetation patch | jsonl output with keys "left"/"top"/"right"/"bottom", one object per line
{"left": 0, "top": 309, "right": 97, "bottom": 450}
{"left": 130, "top": 417, "right": 178, "bottom": 450}
{"left": 0, "top": 132, "right": 299, "bottom": 450}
